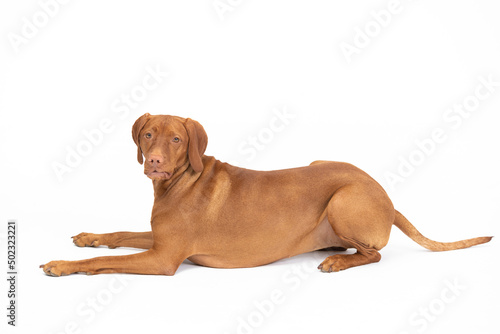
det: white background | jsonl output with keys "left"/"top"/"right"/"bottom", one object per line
{"left": 1, "top": 1, "right": 499, "bottom": 334}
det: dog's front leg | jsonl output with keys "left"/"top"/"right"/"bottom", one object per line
{"left": 40, "top": 249, "right": 183, "bottom": 276}
{"left": 72, "top": 231, "right": 153, "bottom": 249}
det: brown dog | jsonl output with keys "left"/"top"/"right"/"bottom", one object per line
{"left": 40, "top": 114, "right": 492, "bottom": 276}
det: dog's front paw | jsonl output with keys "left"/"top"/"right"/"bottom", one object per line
{"left": 72, "top": 232, "right": 100, "bottom": 247}
{"left": 40, "top": 261, "right": 76, "bottom": 277}
{"left": 72, "top": 233, "right": 115, "bottom": 248}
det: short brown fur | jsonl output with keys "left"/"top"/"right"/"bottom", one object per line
{"left": 40, "top": 114, "right": 493, "bottom": 276}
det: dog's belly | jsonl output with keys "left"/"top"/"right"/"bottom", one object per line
{"left": 187, "top": 216, "right": 349, "bottom": 269}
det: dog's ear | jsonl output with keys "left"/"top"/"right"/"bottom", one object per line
{"left": 183, "top": 118, "right": 208, "bottom": 173}
{"left": 132, "top": 113, "right": 151, "bottom": 164}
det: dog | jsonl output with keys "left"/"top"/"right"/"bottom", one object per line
{"left": 40, "top": 113, "right": 492, "bottom": 276}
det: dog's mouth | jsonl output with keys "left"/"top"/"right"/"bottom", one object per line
{"left": 147, "top": 170, "right": 173, "bottom": 180}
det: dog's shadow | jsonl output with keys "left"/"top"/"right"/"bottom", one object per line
{"left": 176, "top": 249, "right": 356, "bottom": 275}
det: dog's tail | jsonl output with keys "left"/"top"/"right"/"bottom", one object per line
{"left": 393, "top": 210, "right": 493, "bottom": 251}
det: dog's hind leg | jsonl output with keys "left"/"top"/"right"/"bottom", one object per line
{"left": 318, "top": 183, "right": 394, "bottom": 272}
{"left": 317, "top": 237, "right": 381, "bottom": 272}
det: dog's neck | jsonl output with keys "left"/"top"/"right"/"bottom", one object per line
{"left": 152, "top": 160, "right": 196, "bottom": 198}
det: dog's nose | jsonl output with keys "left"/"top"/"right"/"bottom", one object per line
{"left": 148, "top": 155, "right": 164, "bottom": 168}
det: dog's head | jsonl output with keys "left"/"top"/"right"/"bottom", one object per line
{"left": 132, "top": 114, "right": 208, "bottom": 180}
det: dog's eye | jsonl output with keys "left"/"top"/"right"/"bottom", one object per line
{"left": 145, "top": 133, "right": 152, "bottom": 139}
{"left": 173, "top": 137, "right": 180, "bottom": 143}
